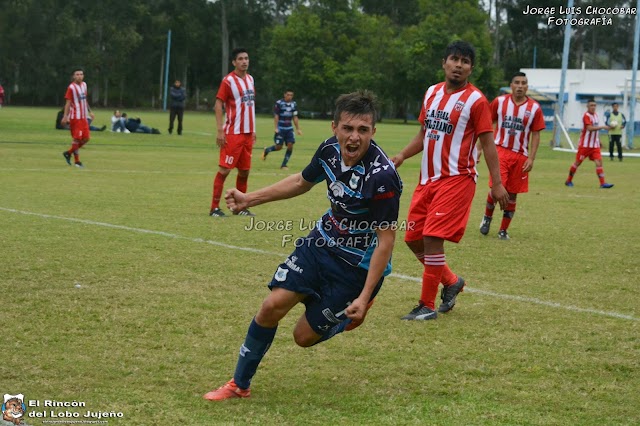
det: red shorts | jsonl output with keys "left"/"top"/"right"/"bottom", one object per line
{"left": 576, "top": 146, "right": 602, "bottom": 162}
{"left": 219, "top": 133, "right": 254, "bottom": 170}
{"left": 404, "top": 175, "right": 476, "bottom": 243}
{"left": 70, "top": 119, "right": 90, "bottom": 142}
{"left": 489, "top": 146, "right": 529, "bottom": 194}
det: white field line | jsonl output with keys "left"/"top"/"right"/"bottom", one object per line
{"left": 0, "top": 168, "right": 281, "bottom": 176}
{"left": 2, "top": 206, "right": 638, "bottom": 322}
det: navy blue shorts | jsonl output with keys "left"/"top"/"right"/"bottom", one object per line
{"left": 268, "top": 238, "right": 383, "bottom": 336}
{"left": 275, "top": 129, "right": 295, "bottom": 145}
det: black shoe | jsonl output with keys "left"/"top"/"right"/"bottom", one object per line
{"left": 74, "top": 162, "right": 84, "bottom": 168}
{"left": 63, "top": 151, "right": 72, "bottom": 165}
{"left": 168, "top": 129, "right": 172, "bottom": 135}
{"left": 498, "top": 230, "right": 510, "bottom": 240}
{"left": 100, "top": 125, "right": 107, "bottom": 131}
{"left": 438, "top": 277, "right": 465, "bottom": 313}
{"left": 234, "top": 209, "right": 255, "bottom": 217}
{"left": 209, "top": 208, "right": 226, "bottom": 217}
{"left": 479, "top": 215, "right": 492, "bottom": 235}
{"left": 401, "top": 302, "right": 437, "bottom": 320}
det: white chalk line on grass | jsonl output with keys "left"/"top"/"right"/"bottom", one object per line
{"left": 0, "top": 168, "right": 282, "bottom": 176}
{"left": 2, "top": 206, "right": 638, "bottom": 322}
{"left": 390, "top": 273, "right": 638, "bottom": 322}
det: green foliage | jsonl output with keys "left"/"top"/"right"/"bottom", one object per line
{"left": 0, "top": 0, "right": 499, "bottom": 116}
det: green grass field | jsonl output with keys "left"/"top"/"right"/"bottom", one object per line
{"left": 1, "top": 107, "right": 639, "bottom": 426}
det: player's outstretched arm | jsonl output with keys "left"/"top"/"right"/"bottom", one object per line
{"left": 225, "top": 172, "right": 315, "bottom": 212}
{"left": 478, "top": 132, "right": 509, "bottom": 209}
{"left": 346, "top": 227, "right": 395, "bottom": 323}
{"left": 392, "top": 128, "right": 425, "bottom": 167}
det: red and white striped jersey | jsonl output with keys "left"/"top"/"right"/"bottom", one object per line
{"left": 491, "top": 95, "right": 545, "bottom": 156}
{"left": 417, "top": 82, "right": 493, "bottom": 185}
{"left": 65, "top": 82, "right": 88, "bottom": 120}
{"left": 216, "top": 72, "right": 255, "bottom": 135}
{"left": 579, "top": 112, "right": 601, "bottom": 148}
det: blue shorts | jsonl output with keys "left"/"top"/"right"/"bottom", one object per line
{"left": 275, "top": 129, "right": 296, "bottom": 145}
{"left": 268, "top": 238, "right": 383, "bottom": 336}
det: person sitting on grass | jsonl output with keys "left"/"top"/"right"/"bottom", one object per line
{"left": 111, "top": 110, "right": 129, "bottom": 133}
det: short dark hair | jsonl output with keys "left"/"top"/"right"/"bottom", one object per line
{"left": 511, "top": 72, "right": 527, "bottom": 82}
{"left": 231, "top": 47, "right": 248, "bottom": 61}
{"left": 612, "top": 102, "right": 619, "bottom": 106}
{"left": 71, "top": 67, "right": 84, "bottom": 75}
{"left": 587, "top": 99, "right": 596, "bottom": 104}
{"left": 444, "top": 41, "right": 476, "bottom": 66}
{"left": 333, "top": 90, "right": 379, "bottom": 127}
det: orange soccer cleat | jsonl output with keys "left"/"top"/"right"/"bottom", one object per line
{"left": 203, "top": 379, "right": 251, "bottom": 401}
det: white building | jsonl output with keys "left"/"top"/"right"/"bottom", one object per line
{"left": 518, "top": 67, "right": 639, "bottom": 132}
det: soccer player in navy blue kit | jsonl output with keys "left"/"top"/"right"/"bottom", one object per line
{"left": 204, "top": 90, "right": 402, "bottom": 401}
{"left": 262, "top": 90, "right": 303, "bottom": 169}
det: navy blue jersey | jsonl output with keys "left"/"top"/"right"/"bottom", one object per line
{"left": 301, "top": 137, "right": 402, "bottom": 274}
{"left": 274, "top": 99, "right": 298, "bottom": 130}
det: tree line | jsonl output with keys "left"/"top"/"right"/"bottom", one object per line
{"left": 0, "top": 0, "right": 635, "bottom": 119}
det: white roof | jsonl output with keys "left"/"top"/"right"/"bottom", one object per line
{"left": 521, "top": 68, "right": 634, "bottom": 96}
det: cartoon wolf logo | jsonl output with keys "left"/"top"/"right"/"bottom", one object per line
{"left": 2, "top": 394, "right": 25, "bottom": 425}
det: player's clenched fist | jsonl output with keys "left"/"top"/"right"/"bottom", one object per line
{"left": 225, "top": 188, "right": 248, "bottom": 213}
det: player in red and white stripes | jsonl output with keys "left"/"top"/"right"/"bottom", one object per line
{"left": 393, "top": 41, "right": 508, "bottom": 320}
{"left": 210, "top": 48, "right": 257, "bottom": 217}
{"left": 479, "top": 72, "right": 546, "bottom": 240}
{"left": 565, "top": 99, "right": 614, "bottom": 189}
{"left": 61, "top": 68, "right": 94, "bottom": 168}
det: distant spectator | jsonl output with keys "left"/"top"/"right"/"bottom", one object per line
{"left": 168, "top": 79, "right": 186, "bottom": 135}
{"left": 0, "top": 83, "right": 4, "bottom": 108}
{"left": 123, "top": 113, "right": 161, "bottom": 134}
{"left": 605, "top": 102, "right": 626, "bottom": 161}
{"left": 111, "top": 110, "right": 129, "bottom": 133}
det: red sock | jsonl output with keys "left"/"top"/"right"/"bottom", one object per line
{"left": 500, "top": 200, "right": 516, "bottom": 231}
{"left": 596, "top": 166, "right": 605, "bottom": 185}
{"left": 236, "top": 174, "right": 248, "bottom": 194}
{"left": 70, "top": 142, "right": 80, "bottom": 162}
{"left": 211, "top": 172, "right": 227, "bottom": 210}
{"left": 485, "top": 192, "right": 495, "bottom": 217}
{"left": 421, "top": 254, "right": 445, "bottom": 309}
{"left": 567, "top": 163, "right": 579, "bottom": 183}
{"left": 441, "top": 263, "right": 458, "bottom": 286}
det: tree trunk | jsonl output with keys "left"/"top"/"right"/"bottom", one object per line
{"left": 493, "top": 0, "right": 500, "bottom": 65}
{"left": 103, "top": 77, "right": 109, "bottom": 108}
{"left": 221, "top": 0, "right": 229, "bottom": 80}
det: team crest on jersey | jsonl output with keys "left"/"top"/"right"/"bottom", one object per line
{"left": 329, "top": 181, "right": 345, "bottom": 198}
{"left": 524, "top": 110, "right": 531, "bottom": 117}
{"left": 274, "top": 267, "right": 288, "bottom": 282}
{"left": 349, "top": 174, "right": 360, "bottom": 190}
{"left": 328, "top": 156, "right": 338, "bottom": 167}
{"left": 454, "top": 101, "right": 465, "bottom": 111}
